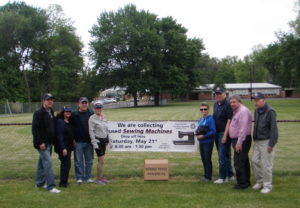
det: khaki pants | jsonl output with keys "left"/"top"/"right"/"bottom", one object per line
{"left": 251, "top": 140, "right": 275, "bottom": 189}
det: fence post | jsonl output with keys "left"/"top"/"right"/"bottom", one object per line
{"left": 6, "top": 99, "right": 12, "bottom": 115}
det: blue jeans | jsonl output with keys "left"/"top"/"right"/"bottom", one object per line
{"left": 215, "top": 133, "right": 234, "bottom": 180}
{"left": 74, "top": 142, "right": 93, "bottom": 180}
{"left": 35, "top": 145, "right": 56, "bottom": 190}
{"left": 199, "top": 141, "right": 214, "bottom": 180}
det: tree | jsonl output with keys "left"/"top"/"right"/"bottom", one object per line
{"left": 30, "top": 4, "right": 84, "bottom": 101}
{"left": 147, "top": 17, "right": 205, "bottom": 104}
{"left": 89, "top": 4, "right": 162, "bottom": 107}
{"left": 0, "top": 2, "right": 84, "bottom": 102}
{"left": 90, "top": 5, "right": 205, "bottom": 106}
{"left": 0, "top": 2, "right": 48, "bottom": 102}
{"left": 213, "top": 56, "right": 237, "bottom": 84}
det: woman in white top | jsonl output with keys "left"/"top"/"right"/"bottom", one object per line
{"left": 88, "top": 102, "right": 110, "bottom": 184}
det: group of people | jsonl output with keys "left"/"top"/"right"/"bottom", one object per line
{"left": 196, "top": 88, "right": 278, "bottom": 194}
{"left": 32, "top": 89, "right": 278, "bottom": 194}
{"left": 32, "top": 94, "right": 110, "bottom": 193}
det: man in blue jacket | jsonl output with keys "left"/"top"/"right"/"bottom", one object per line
{"left": 70, "top": 97, "right": 94, "bottom": 184}
{"left": 32, "top": 93, "right": 61, "bottom": 193}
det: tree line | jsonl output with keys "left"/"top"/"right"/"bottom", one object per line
{"left": 0, "top": 2, "right": 299, "bottom": 105}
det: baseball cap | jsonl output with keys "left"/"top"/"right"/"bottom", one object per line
{"left": 94, "top": 102, "right": 103, "bottom": 109}
{"left": 214, "top": 87, "right": 225, "bottom": 94}
{"left": 253, "top": 92, "right": 265, "bottom": 99}
{"left": 42, "top": 93, "right": 54, "bottom": 100}
{"left": 79, "top": 97, "right": 89, "bottom": 103}
{"left": 62, "top": 106, "right": 72, "bottom": 112}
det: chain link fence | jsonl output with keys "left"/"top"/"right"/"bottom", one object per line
{"left": 0, "top": 99, "right": 168, "bottom": 115}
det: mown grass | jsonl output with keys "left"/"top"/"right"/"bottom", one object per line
{"left": 0, "top": 100, "right": 300, "bottom": 208}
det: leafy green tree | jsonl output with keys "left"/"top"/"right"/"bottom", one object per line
{"left": 0, "top": 2, "right": 84, "bottom": 102}
{"left": 90, "top": 5, "right": 163, "bottom": 106}
{"left": 30, "top": 4, "right": 84, "bottom": 101}
{"left": 0, "top": 2, "right": 48, "bottom": 102}
{"left": 213, "top": 56, "right": 237, "bottom": 84}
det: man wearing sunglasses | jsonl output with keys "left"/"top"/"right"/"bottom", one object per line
{"left": 213, "top": 87, "right": 234, "bottom": 184}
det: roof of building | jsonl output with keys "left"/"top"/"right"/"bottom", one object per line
{"left": 196, "top": 83, "right": 281, "bottom": 90}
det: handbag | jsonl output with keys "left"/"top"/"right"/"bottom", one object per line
{"left": 195, "top": 125, "right": 209, "bottom": 135}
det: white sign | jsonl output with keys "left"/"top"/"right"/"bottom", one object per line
{"left": 107, "top": 121, "right": 198, "bottom": 152}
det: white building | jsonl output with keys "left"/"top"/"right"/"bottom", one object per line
{"left": 191, "top": 83, "right": 282, "bottom": 100}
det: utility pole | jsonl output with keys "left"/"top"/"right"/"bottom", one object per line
{"left": 249, "top": 60, "right": 253, "bottom": 101}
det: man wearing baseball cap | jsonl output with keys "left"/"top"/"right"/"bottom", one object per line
{"left": 213, "top": 87, "right": 235, "bottom": 184}
{"left": 32, "top": 93, "right": 61, "bottom": 193}
{"left": 70, "top": 97, "right": 94, "bottom": 184}
{"left": 252, "top": 92, "right": 278, "bottom": 194}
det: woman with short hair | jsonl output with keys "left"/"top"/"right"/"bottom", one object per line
{"left": 89, "top": 102, "right": 110, "bottom": 184}
{"left": 196, "top": 102, "right": 216, "bottom": 182}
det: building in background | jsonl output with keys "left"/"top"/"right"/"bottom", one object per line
{"left": 192, "top": 83, "right": 283, "bottom": 100}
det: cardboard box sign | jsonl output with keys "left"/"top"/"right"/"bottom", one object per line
{"left": 144, "top": 159, "right": 169, "bottom": 181}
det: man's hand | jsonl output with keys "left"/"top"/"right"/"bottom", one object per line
{"left": 267, "top": 146, "right": 273, "bottom": 153}
{"left": 221, "top": 136, "right": 227, "bottom": 144}
{"left": 235, "top": 143, "right": 242, "bottom": 153}
{"left": 39, "top": 143, "right": 46, "bottom": 150}
{"left": 73, "top": 140, "right": 76, "bottom": 148}
{"left": 197, "top": 135, "right": 205, "bottom": 139}
{"left": 62, "top": 149, "right": 68, "bottom": 156}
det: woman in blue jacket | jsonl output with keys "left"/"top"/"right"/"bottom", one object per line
{"left": 196, "top": 102, "right": 216, "bottom": 181}
{"left": 55, "top": 106, "right": 74, "bottom": 187}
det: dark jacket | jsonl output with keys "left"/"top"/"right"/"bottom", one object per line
{"left": 70, "top": 109, "right": 93, "bottom": 143}
{"left": 32, "top": 106, "right": 56, "bottom": 149}
{"left": 253, "top": 103, "right": 278, "bottom": 147}
{"left": 213, "top": 98, "right": 233, "bottom": 133}
{"left": 56, "top": 118, "right": 74, "bottom": 153}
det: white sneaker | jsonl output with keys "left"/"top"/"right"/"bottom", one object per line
{"left": 35, "top": 184, "right": 47, "bottom": 189}
{"left": 49, "top": 188, "right": 61, "bottom": 193}
{"left": 252, "top": 183, "right": 263, "bottom": 190}
{"left": 77, "top": 179, "right": 83, "bottom": 184}
{"left": 226, "top": 176, "right": 235, "bottom": 181}
{"left": 86, "top": 178, "right": 94, "bottom": 183}
{"left": 261, "top": 187, "right": 272, "bottom": 194}
{"left": 214, "top": 179, "right": 226, "bottom": 184}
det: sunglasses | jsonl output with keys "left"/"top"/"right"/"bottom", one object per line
{"left": 200, "top": 108, "right": 208, "bottom": 111}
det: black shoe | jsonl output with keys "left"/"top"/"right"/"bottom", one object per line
{"left": 202, "top": 177, "right": 211, "bottom": 182}
{"left": 59, "top": 183, "right": 69, "bottom": 188}
{"left": 233, "top": 184, "right": 249, "bottom": 190}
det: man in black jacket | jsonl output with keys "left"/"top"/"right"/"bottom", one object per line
{"left": 32, "top": 93, "right": 61, "bottom": 193}
{"left": 70, "top": 97, "right": 94, "bottom": 184}
{"left": 252, "top": 92, "right": 278, "bottom": 194}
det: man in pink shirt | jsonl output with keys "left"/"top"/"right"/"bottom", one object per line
{"left": 229, "top": 95, "right": 252, "bottom": 189}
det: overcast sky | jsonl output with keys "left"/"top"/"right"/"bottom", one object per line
{"left": 0, "top": 0, "right": 297, "bottom": 60}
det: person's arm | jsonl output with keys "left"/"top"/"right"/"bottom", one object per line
{"left": 222, "top": 120, "right": 231, "bottom": 143}
{"left": 267, "top": 110, "right": 278, "bottom": 152}
{"left": 222, "top": 103, "right": 233, "bottom": 143}
{"left": 235, "top": 111, "right": 251, "bottom": 152}
{"left": 203, "top": 116, "right": 216, "bottom": 138}
{"left": 88, "top": 117, "right": 98, "bottom": 149}
{"left": 32, "top": 111, "right": 45, "bottom": 149}
{"left": 237, "top": 113, "right": 249, "bottom": 145}
{"left": 56, "top": 119, "right": 66, "bottom": 150}
{"left": 196, "top": 118, "right": 203, "bottom": 139}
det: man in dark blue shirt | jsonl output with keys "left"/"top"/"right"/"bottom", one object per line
{"left": 213, "top": 88, "right": 234, "bottom": 184}
{"left": 70, "top": 97, "right": 94, "bottom": 184}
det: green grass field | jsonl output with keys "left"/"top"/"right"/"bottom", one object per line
{"left": 0, "top": 100, "right": 300, "bottom": 208}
